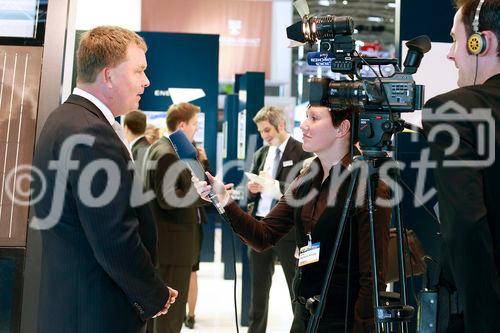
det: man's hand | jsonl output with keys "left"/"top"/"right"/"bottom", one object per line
{"left": 259, "top": 171, "right": 273, "bottom": 179}
{"left": 248, "top": 181, "right": 264, "bottom": 194}
{"left": 196, "top": 147, "right": 208, "bottom": 162}
{"left": 153, "top": 287, "right": 178, "bottom": 318}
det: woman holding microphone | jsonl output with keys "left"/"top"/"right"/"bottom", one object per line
{"left": 193, "top": 105, "right": 391, "bottom": 333}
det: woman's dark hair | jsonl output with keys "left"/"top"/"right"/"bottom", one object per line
{"left": 329, "top": 106, "right": 360, "bottom": 143}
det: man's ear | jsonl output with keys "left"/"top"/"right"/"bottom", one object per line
{"left": 101, "top": 67, "right": 112, "bottom": 87}
{"left": 481, "top": 30, "right": 499, "bottom": 57}
{"left": 278, "top": 121, "right": 286, "bottom": 133}
{"left": 176, "top": 121, "right": 186, "bottom": 131}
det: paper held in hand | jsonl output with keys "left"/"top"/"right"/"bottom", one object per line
{"left": 244, "top": 172, "right": 275, "bottom": 187}
{"left": 244, "top": 172, "right": 283, "bottom": 200}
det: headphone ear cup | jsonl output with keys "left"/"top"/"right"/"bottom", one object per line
{"left": 468, "top": 33, "right": 487, "bottom": 55}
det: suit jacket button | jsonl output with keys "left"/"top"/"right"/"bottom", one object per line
{"left": 133, "top": 302, "right": 145, "bottom": 314}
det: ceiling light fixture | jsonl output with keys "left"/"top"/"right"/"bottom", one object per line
{"left": 367, "top": 16, "right": 384, "bottom": 23}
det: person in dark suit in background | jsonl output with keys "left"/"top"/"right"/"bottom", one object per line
{"left": 245, "top": 106, "right": 313, "bottom": 333}
{"left": 124, "top": 110, "right": 150, "bottom": 163}
{"left": 31, "top": 26, "right": 177, "bottom": 333}
{"left": 422, "top": 0, "right": 500, "bottom": 331}
{"left": 143, "top": 102, "right": 209, "bottom": 333}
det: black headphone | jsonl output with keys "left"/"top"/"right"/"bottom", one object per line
{"left": 467, "top": 0, "right": 487, "bottom": 55}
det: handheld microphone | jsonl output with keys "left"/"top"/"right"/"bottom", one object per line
{"left": 168, "top": 130, "right": 226, "bottom": 215}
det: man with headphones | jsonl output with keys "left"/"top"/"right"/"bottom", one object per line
{"left": 422, "top": 0, "right": 500, "bottom": 331}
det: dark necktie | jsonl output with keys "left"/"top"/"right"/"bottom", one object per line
{"left": 271, "top": 148, "right": 281, "bottom": 179}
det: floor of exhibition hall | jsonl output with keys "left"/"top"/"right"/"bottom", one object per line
{"left": 181, "top": 229, "right": 293, "bottom": 333}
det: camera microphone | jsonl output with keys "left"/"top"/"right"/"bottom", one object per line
{"left": 287, "top": 15, "right": 354, "bottom": 44}
{"left": 168, "top": 130, "right": 227, "bottom": 216}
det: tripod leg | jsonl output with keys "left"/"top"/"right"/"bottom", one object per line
{"left": 306, "top": 167, "right": 361, "bottom": 333}
{"left": 392, "top": 172, "right": 410, "bottom": 333}
{"left": 367, "top": 174, "right": 382, "bottom": 333}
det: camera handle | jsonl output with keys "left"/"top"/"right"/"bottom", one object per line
{"left": 306, "top": 155, "right": 414, "bottom": 333}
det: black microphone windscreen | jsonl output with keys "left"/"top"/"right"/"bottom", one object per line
{"left": 168, "top": 130, "right": 205, "bottom": 180}
{"left": 169, "top": 130, "right": 198, "bottom": 160}
{"left": 287, "top": 21, "right": 306, "bottom": 43}
{"left": 168, "top": 130, "right": 226, "bottom": 216}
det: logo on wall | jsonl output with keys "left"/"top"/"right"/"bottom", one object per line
{"left": 154, "top": 90, "right": 170, "bottom": 97}
{"left": 228, "top": 19, "right": 242, "bottom": 36}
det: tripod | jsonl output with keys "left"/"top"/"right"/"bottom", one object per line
{"left": 306, "top": 153, "right": 414, "bottom": 333}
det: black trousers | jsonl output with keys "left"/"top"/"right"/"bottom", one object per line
{"left": 291, "top": 303, "right": 352, "bottom": 333}
{"left": 439, "top": 224, "right": 500, "bottom": 333}
{"left": 247, "top": 236, "right": 297, "bottom": 333}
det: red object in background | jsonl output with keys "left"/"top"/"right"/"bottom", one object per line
{"left": 361, "top": 41, "right": 383, "bottom": 52}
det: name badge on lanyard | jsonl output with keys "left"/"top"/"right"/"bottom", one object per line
{"left": 298, "top": 233, "right": 320, "bottom": 267}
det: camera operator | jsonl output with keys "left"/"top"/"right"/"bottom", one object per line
{"left": 193, "top": 105, "right": 391, "bottom": 332}
{"left": 422, "top": 0, "right": 500, "bottom": 331}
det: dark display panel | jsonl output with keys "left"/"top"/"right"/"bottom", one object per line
{"left": 0, "top": 248, "right": 24, "bottom": 333}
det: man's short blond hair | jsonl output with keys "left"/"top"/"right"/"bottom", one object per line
{"left": 77, "top": 26, "right": 147, "bottom": 84}
{"left": 252, "top": 106, "right": 286, "bottom": 130}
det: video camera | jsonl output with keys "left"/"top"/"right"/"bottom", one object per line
{"left": 287, "top": 6, "right": 431, "bottom": 155}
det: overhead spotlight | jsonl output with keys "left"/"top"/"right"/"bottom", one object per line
{"left": 367, "top": 16, "right": 384, "bottom": 23}
{"left": 318, "top": 0, "right": 330, "bottom": 6}
{"left": 342, "top": 0, "right": 348, "bottom": 4}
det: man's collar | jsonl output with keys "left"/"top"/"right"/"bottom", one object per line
{"left": 485, "top": 73, "right": 500, "bottom": 84}
{"left": 278, "top": 134, "right": 291, "bottom": 152}
{"left": 130, "top": 135, "right": 145, "bottom": 147}
{"left": 73, "top": 87, "right": 115, "bottom": 126}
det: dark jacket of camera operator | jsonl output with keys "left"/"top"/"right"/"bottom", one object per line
{"left": 421, "top": 0, "right": 500, "bottom": 331}
{"left": 226, "top": 153, "right": 390, "bottom": 332}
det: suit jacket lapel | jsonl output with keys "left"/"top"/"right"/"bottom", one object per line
{"left": 65, "top": 94, "right": 132, "bottom": 162}
{"left": 257, "top": 146, "right": 269, "bottom": 172}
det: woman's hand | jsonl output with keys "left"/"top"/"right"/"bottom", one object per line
{"left": 192, "top": 171, "right": 234, "bottom": 207}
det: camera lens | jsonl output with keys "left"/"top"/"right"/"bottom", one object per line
{"left": 328, "top": 81, "right": 366, "bottom": 108}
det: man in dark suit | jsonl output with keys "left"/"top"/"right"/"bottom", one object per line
{"left": 124, "top": 110, "right": 150, "bottom": 163}
{"left": 422, "top": 0, "right": 500, "bottom": 331}
{"left": 143, "top": 102, "right": 208, "bottom": 333}
{"left": 246, "top": 106, "right": 313, "bottom": 333}
{"left": 31, "top": 26, "right": 177, "bottom": 333}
